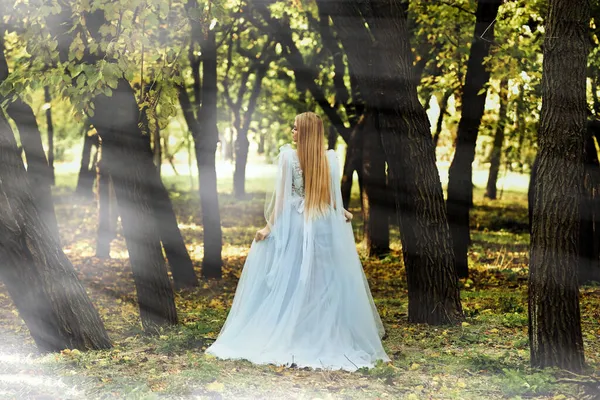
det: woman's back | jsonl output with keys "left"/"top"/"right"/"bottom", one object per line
{"left": 283, "top": 146, "right": 339, "bottom": 217}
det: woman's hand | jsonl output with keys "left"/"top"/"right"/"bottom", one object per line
{"left": 343, "top": 209, "right": 353, "bottom": 223}
{"left": 255, "top": 226, "right": 271, "bottom": 242}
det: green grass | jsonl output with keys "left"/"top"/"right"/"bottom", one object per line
{"left": 0, "top": 162, "right": 598, "bottom": 399}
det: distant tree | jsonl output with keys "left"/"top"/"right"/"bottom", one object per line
{"left": 485, "top": 77, "right": 509, "bottom": 200}
{"left": 446, "top": 0, "right": 503, "bottom": 279}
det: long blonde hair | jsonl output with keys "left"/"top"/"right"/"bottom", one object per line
{"left": 295, "top": 112, "right": 331, "bottom": 217}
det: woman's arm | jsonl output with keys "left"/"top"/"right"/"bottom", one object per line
{"left": 258, "top": 149, "right": 291, "bottom": 241}
{"left": 343, "top": 208, "right": 353, "bottom": 222}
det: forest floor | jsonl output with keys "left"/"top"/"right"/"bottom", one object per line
{"left": 0, "top": 168, "right": 599, "bottom": 399}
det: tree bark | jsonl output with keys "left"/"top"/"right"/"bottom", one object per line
{"left": 528, "top": 0, "right": 588, "bottom": 371}
{"left": 485, "top": 77, "right": 509, "bottom": 200}
{"left": 446, "top": 0, "right": 502, "bottom": 278}
{"left": 323, "top": 0, "right": 464, "bottom": 325}
{"left": 0, "top": 113, "right": 112, "bottom": 352}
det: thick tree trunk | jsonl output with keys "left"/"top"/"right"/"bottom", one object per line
{"left": 432, "top": 90, "right": 451, "bottom": 148}
{"left": 323, "top": 0, "right": 464, "bottom": 325}
{"left": 44, "top": 86, "right": 55, "bottom": 185}
{"left": 485, "top": 77, "right": 509, "bottom": 200}
{"left": 361, "top": 111, "right": 389, "bottom": 257}
{"left": 6, "top": 99, "right": 61, "bottom": 244}
{"left": 370, "top": 1, "right": 463, "bottom": 325}
{"left": 76, "top": 130, "right": 99, "bottom": 197}
{"left": 90, "top": 80, "right": 178, "bottom": 331}
{"left": 528, "top": 0, "right": 588, "bottom": 371}
{"left": 446, "top": 0, "right": 502, "bottom": 279}
{"left": 0, "top": 113, "right": 112, "bottom": 352}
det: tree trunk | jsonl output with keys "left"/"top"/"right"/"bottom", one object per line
{"left": 141, "top": 102, "right": 199, "bottom": 289}
{"left": 46, "top": 7, "right": 185, "bottom": 328}
{"left": 44, "top": 86, "right": 55, "bottom": 185}
{"left": 195, "top": 30, "right": 223, "bottom": 279}
{"left": 371, "top": 1, "right": 463, "bottom": 325}
{"left": 6, "top": 99, "right": 61, "bottom": 244}
{"left": 76, "top": 130, "right": 99, "bottom": 197}
{"left": 485, "top": 77, "right": 509, "bottom": 200}
{"left": 90, "top": 80, "right": 178, "bottom": 331}
{"left": 1, "top": 31, "right": 59, "bottom": 241}
{"left": 233, "top": 127, "right": 249, "bottom": 198}
{"left": 178, "top": 90, "right": 221, "bottom": 274}
{"left": 528, "top": 0, "right": 588, "bottom": 371}
{"left": 341, "top": 116, "right": 365, "bottom": 208}
{"left": 258, "top": 132, "right": 265, "bottom": 154}
{"left": 323, "top": 0, "right": 464, "bottom": 325}
{"left": 0, "top": 113, "right": 112, "bottom": 352}
{"left": 233, "top": 62, "right": 269, "bottom": 198}
{"left": 361, "top": 111, "right": 389, "bottom": 257}
{"left": 152, "top": 176, "right": 199, "bottom": 289}
{"left": 432, "top": 90, "right": 451, "bottom": 148}
{"left": 446, "top": 0, "right": 502, "bottom": 279}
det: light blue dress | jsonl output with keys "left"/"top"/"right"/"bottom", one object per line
{"left": 206, "top": 145, "right": 390, "bottom": 371}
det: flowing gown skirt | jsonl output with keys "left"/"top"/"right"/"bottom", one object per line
{"left": 205, "top": 206, "right": 390, "bottom": 371}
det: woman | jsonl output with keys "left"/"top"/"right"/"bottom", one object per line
{"left": 206, "top": 112, "right": 389, "bottom": 371}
